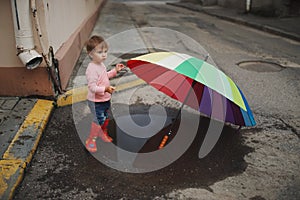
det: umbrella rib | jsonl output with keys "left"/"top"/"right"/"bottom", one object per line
{"left": 229, "top": 100, "right": 237, "bottom": 125}
{"left": 139, "top": 63, "right": 165, "bottom": 77}
{"left": 138, "top": 64, "right": 169, "bottom": 84}
{"left": 164, "top": 73, "right": 188, "bottom": 95}
{"left": 171, "top": 75, "right": 192, "bottom": 100}
{"left": 196, "top": 83, "right": 205, "bottom": 110}
{"left": 229, "top": 99, "right": 243, "bottom": 126}
{"left": 149, "top": 68, "right": 188, "bottom": 93}
{"left": 154, "top": 69, "right": 179, "bottom": 88}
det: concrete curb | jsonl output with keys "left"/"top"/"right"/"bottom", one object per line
{"left": 56, "top": 79, "right": 146, "bottom": 107}
{"left": 0, "top": 100, "right": 54, "bottom": 200}
{"left": 57, "top": 86, "right": 88, "bottom": 107}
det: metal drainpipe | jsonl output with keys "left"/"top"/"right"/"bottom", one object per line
{"left": 30, "top": 0, "right": 63, "bottom": 94}
{"left": 246, "top": 0, "right": 252, "bottom": 13}
{"left": 11, "top": 0, "right": 43, "bottom": 69}
{"left": 31, "top": 0, "right": 49, "bottom": 64}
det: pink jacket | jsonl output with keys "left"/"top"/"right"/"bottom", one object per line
{"left": 86, "top": 62, "right": 117, "bottom": 102}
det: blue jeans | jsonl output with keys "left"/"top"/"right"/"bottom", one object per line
{"left": 88, "top": 100, "right": 111, "bottom": 125}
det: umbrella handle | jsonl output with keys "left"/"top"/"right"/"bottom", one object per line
{"left": 158, "top": 135, "right": 169, "bottom": 149}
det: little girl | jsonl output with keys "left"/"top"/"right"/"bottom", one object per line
{"left": 85, "top": 35, "right": 125, "bottom": 153}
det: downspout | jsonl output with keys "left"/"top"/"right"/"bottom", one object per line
{"left": 246, "top": 0, "right": 252, "bottom": 13}
{"left": 11, "top": 0, "right": 43, "bottom": 70}
{"left": 30, "top": 0, "right": 49, "bottom": 65}
{"left": 30, "top": 0, "right": 63, "bottom": 94}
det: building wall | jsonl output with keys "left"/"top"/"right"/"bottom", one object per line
{"left": 217, "top": 0, "right": 245, "bottom": 10}
{"left": 198, "top": 0, "right": 297, "bottom": 16}
{"left": 0, "top": 0, "right": 21, "bottom": 68}
{"left": 44, "top": 0, "right": 102, "bottom": 53}
{"left": 251, "top": 0, "right": 290, "bottom": 16}
{"left": 0, "top": 0, "right": 105, "bottom": 97}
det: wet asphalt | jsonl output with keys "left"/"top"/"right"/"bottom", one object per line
{"left": 14, "top": 104, "right": 253, "bottom": 199}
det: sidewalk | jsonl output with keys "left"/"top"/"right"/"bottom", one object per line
{"left": 169, "top": 2, "right": 300, "bottom": 42}
{"left": 0, "top": 98, "right": 54, "bottom": 199}
{"left": 1, "top": 1, "right": 299, "bottom": 199}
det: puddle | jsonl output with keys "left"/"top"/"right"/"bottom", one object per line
{"left": 237, "top": 60, "right": 284, "bottom": 72}
{"left": 109, "top": 114, "right": 174, "bottom": 153}
{"left": 74, "top": 103, "right": 178, "bottom": 151}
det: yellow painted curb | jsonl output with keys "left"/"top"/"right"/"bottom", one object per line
{"left": 56, "top": 79, "right": 146, "bottom": 107}
{"left": 3, "top": 99, "right": 54, "bottom": 162}
{"left": 115, "top": 79, "right": 146, "bottom": 92}
{"left": 0, "top": 160, "right": 25, "bottom": 200}
{"left": 56, "top": 86, "right": 88, "bottom": 107}
{"left": 1, "top": 99, "right": 53, "bottom": 200}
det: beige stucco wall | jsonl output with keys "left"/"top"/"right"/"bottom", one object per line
{"left": 0, "top": 0, "right": 21, "bottom": 67}
{"left": 0, "top": 0, "right": 104, "bottom": 96}
{"left": 0, "top": 0, "right": 101, "bottom": 68}
{"left": 44, "top": 0, "right": 101, "bottom": 54}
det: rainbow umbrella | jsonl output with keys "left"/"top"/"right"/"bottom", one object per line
{"left": 127, "top": 52, "right": 256, "bottom": 147}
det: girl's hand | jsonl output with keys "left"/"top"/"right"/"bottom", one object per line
{"left": 105, "top": 86, "right": 116, "bottom": 94}
{"left": 115, "top": 63, "right": 125, "bottom": 72}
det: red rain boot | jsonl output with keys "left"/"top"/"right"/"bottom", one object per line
{"left": 85, "top": 122, "right": 100, "bottom": 152}
{"left": 98, "top": 119, "right": 113, "bottom": 142}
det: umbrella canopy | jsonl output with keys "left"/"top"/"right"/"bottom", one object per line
{"left": 127, "top": 52, "right": 256, "bottom": 127}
